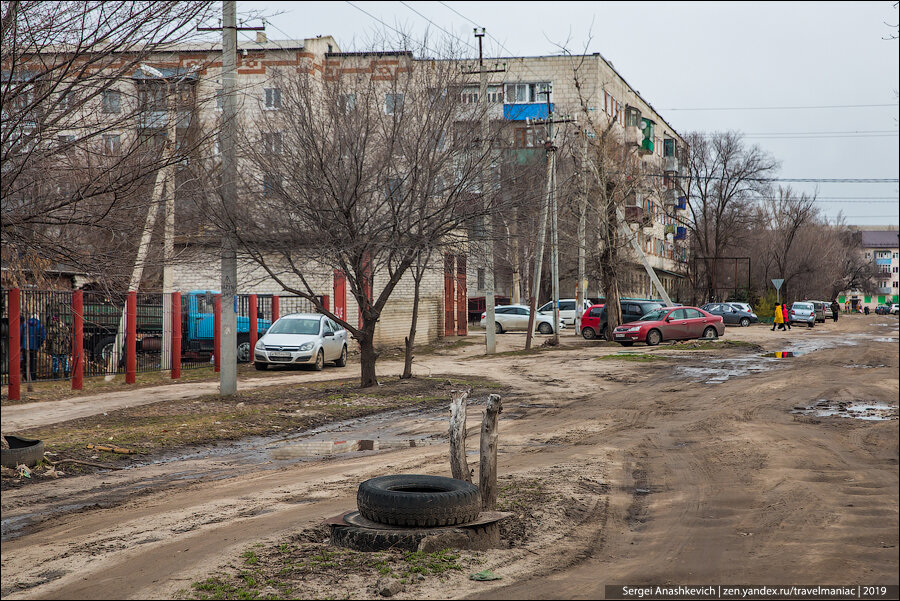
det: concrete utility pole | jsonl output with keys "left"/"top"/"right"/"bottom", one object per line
{"left": 575, "top": 130, "right": 589, "bottom": 336}
{"left": 466, "top": 29, "right": 505, "bottom": 354}
{"left": 200, "top": 3, "right": 265, "bottom": 394}
{"left": 525, "top": 90, "right": 574, "bottom": 347}
{"left": 524, "top": 150, "right": 552, "bottom": 351}
{"left": 161, "top": 73, "right": 178, "bottom": 371}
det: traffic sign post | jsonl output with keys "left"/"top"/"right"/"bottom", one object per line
{"left": 772, "top": 278, "right": 784, "bottom": 304}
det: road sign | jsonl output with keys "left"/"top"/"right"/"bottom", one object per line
{"left": 771, "top": 279, "right": 784, "bottom": 290}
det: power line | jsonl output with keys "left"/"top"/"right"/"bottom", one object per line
{"left": 344, "top": 1, "right": 452, "bottom": 59}
{"left": 666, "top": 103, "right": 899, "bottom": 111}
{"left": 397, "top": 1, "right": 476, "bottom": 53}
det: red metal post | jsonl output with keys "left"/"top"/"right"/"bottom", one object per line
{"left": 272, "top": 295, "right": 280, "bottom": 322}
{"left": 8, "top": 288, "right": 21, "bottom": 401}
{"left": 444, "top": 254, "right": 455, "bottom": 336}
{"left": 333, "top": 270, "right": 347, "bottom": 322}
{"left": 171, "top": 292, "right": 182, "bottom": 379}
{"left": 321, "top": 294, "right": 330, "bottom": 312}
{"left": 72, "top": 290, "right": 83, "bottom": 390}
{"left": 456, "top": 254, "right": 468, "bottom": 336}
{"left": 126, "top": 291, "right": 136, "bottom": 384}
{"left": 214, "top": 294, "right": 221, "bottom": 372}
{"left": 249, "top": 294, "right": 258, "bottom": 351}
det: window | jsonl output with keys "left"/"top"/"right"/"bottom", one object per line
{"left": 385, "top": 93, "right": 404, "bottom": 115}
{"left": 503, "top": 82, "right": 550, "bottom": 104}
{"left": 881, "top": 265, "right": 892, "bottom": 274}
{"left": 486, "top": 85, "right": 503, "bottom": 103}
{"left": 460, "top": 86, "right": 479, "bottom": 104}
{"left": 264, "top": 88, "right": 281, "bottom": 109}
{"left": 263, "top": 173, "right": 281, "bottom": 197}
{"left": 101, "top": 89, "right": 121, "bottom": 114}
{"left": 59, "top": 91, "right": 76, "bottom": 111}
{"left": 102, "top": 133, "right": 121, "bottom": 154}
{"left": 663, "top": 138, "right": 675, "bottom": 157}
{"left": 684, "top": 308, "right": 704, "bottom": 319}
{"left": 262, "top": 132, "right": 282, "bottom": 155}
{"left": 338, "top": 93, "right": 356, "bottom": 112}
{"left": 323, "top": 320, "right": 334, "bottom": 335}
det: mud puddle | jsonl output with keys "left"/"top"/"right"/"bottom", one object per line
{"left": 792, "top": 400, "right": 899, "bottom": 421}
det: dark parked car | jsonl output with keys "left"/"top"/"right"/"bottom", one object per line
{"left": 874, "top": 304, "right": 891, "bottom": 315}
{"left": 612, "top": 306, "right": 725, "bottom": 346}
{"left": 580, "top": 299, "right": 664, "bottom": 340}
{"left": 701, "top": 303, "right": 758, "bottom": 327}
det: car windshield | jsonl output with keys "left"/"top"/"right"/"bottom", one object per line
{"left": 267, "top": 318, "right": 320, "bottom": 335}
{"left": 638, "top": 308, "right": 668, "bottom": 322}
{"left": 793, "top": 303, "right": 813, "bottom": 310}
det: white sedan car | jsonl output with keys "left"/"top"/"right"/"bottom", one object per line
{"left": 480, "top": 304, "right": 566, "bottom": 334}
{"left": 254, "top": 313, "right": 348, "bottom": 371}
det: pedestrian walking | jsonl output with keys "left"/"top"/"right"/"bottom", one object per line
{"left": 782, "top": 302, "right": 791, "bottom": 330}
{"left": 864, "top": 305, "right": 870, "bottom": 315}
{"left": 772, "top": 303, "right": 784, "bottom": 331}
{"left": 831, "top": 299, "right": 840, "bottom": 323}
{"left": 46, "top": 314, "right": 72, "bottom": 378}
{"left": 20, "top": 314, "right": 45, "bottom": 381}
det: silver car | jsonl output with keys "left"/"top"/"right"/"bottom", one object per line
{"left": 480, "top": 304, "right": 566, "bottom": 334}
{"left": 789, "top": 302, "right": 816, "bottom": 328}
{"left": 253, "top": 313, "right": 348, "bottom": 370}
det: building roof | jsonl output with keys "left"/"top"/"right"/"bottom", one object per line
{"left": 861, "top": 230, "right": 900, "bottom": 248}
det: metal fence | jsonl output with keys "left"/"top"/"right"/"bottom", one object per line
{"left": 1, "top": 289, "right": 321, "bottom": 385}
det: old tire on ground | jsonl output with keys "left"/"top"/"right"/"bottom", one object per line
{"left": 740, "top": 317, "right": 750, "bottom": 327}
{"left": 357, "top": 474, "right": 481, "bottom": 527}
{"left": 581, "top": 327, "right": 596, "bottom": 340}
{"left": 703, "top": 326, "right": 718, "bottom": 339}
{"left": 1, "top": 436, "right": 44, "bottom": 468}
{"left": 538, "top": 322, "right": 553, "bottom": 335}
{"left": 335, "top": 345, "right": 347, "bottom": 367}
{"left": 646, "top": 329, "right": 662, "bottom": 346}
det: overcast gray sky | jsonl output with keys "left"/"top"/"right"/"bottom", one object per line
{"left": 234, "top": 1, "right": 900, "bottom": 227}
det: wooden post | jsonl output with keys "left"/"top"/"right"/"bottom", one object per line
{"left": 479, "top": 393, "right": 502, "bottom": 510}
{"left": 449, "top": 390, "right": 472, "bottom": 483}
{"left": 72, "top": 290, "right": 83, "bottom": 390}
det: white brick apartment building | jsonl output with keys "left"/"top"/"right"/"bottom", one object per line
{"left": 838, "top": 229, "right": 900, "bottom": 311}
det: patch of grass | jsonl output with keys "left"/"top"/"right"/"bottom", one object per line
{"left": 673, "top": 339, "right": 759, "bottom": 351}
{"left": 400, "top": 549, "right": 464, "bottom": 577}
{"left": 596, "top": 353, "right": 662, "bottom": 362}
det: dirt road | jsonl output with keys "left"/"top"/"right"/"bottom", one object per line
{"left": 1, "top": 315, "right": 897, "bottom": 599}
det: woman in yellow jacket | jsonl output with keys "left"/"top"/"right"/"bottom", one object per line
{"left": 772, "top": 303, "right": 784, "bottom": 331}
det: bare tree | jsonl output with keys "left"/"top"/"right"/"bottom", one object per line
{"left": 682, "top": 131, "right": 779, "bottom": 302}
{"left": 227, "top": 41, "right": 496, "bottom": 387}
{"left": 1, "top": 1, "right": 214, "bottom": 286}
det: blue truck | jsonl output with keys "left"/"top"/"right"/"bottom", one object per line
{"left": 86, "top": 290, "right": 270, "bottom": 364}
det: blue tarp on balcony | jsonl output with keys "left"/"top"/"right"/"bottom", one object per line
{"left": 504, "top": 103, "right": 554, "bottom": 121}
{"left": 675, "top": 226, "right": 687, "bottom": 240}
{"left": 875, "top": 258, "right": 892, "bottom": 265}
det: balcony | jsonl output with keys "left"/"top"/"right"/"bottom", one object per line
{"left": 676, "top": 197, "right": 688, "bottom": 210}
{"left": 625, "top": 205, "right": 644, "bottom": 224}
{"left": 877, "top": 286, "right": 893, "bottom": 294}
{"left": 875, "top": 258, "right": 892, "bottom": 266}
{"left": 664, "top": 189, "right": 679, "bottom": 205}
{"left": 665, "top": 224, "right": 676, "bottom": 235}
{"left": 625, "top": 125, "right": 642, "bottom": 146}
{"left": 503, "top": 103, "right": 553, "bottom": 121}
{"left": 665, "top": 155, "right": 679, "bottom": 173}
{"left": 674, "top": 226, "right": 687, "bottom": 240}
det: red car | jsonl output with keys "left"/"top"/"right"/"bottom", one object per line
{"left": 612, "top": 306, "right": 725, "bottom": 346}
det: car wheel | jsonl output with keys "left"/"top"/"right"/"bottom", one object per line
{"left": 581, "top": 327, "right": 596, "bottom": 340}
{"left": 538, "top": 322, "right": 553, "bottom": 335}
{"left": 740, "top": 317, "right": 750, "bottom": 327}
{"left": 237, "top": 341, "right": 251, "bottom": 363}
{"left": 646, "top": 329, "right": 662, "bottom": 346}
{"left": 602, "top": 325, "right": 609, "bottom": 340}
{"left": 494, "top": 322, "right": 503, "bottom": 334}
{"left": 254, "top": 362, "right": 268, "bottom": 371}
{"left": 335, "top": 345, "right": 347, "bottom": 367}
{"left": 313, "top": 349, "right": 325, "bottom": 371}
{"left": 808, "top": 322, "right": 814, "bottom": 328}
{"left": 703, "top": 326, "right": 718, "bottom": 340}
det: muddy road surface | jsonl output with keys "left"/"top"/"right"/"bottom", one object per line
{"left": 1, "top": 315, "right": 897, "bottom": 599}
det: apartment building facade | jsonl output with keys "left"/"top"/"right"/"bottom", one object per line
{"left": 461, "top": 52, "right": 690, "bottom": 306}
{"left": 838, "top": 229, "right": 900, "bottom": 311}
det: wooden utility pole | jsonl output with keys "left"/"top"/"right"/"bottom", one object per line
{"left": 200, "top": 4, "right": 264, "bottom": 394}
{"left": 464, "top": 29, "right": 505, "bottom": 354}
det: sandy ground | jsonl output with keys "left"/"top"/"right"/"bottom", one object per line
{"left": 1, "top": 315, "right": 897, "bottom": 599}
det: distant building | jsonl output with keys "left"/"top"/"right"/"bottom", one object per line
{"left": 838, "top": 228, "right": 899, "bottom": 311}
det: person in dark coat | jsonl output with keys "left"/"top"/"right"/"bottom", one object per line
{"left": 831, "top": 299, "right": 840, "bottom": 323}
{"left": 20, "top": 314, "right": 45, "bottom": 381}
{"left": 46, "top": 315, "right": 72, "bottom": 378}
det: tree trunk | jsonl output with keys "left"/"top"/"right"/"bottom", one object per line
{"left": 449, "top": 390, "right": 472, "bottom": 482}
{"left": 358, "top": 332, "right": 378, "bottom": 388}
{"left": 479, "top": 393, "right": 502, "bottom": 510}
{"left": 401, "top": 271, "right": 422, "bottom": 379}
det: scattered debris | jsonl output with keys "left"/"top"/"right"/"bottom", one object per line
{"left": 469, "top": 569, "right": 502, "bottom": 581}
{"left": 375, "top": 576, "right": 403, "bottom": 597}
{"left": 17, "top": 464, "right": 33, "bottom": 478}
{"left": 792, "top": 400, "right": 898, "bottom": 421}
{"left": 86, "top": 444, "right": 135, "bottom": 454}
